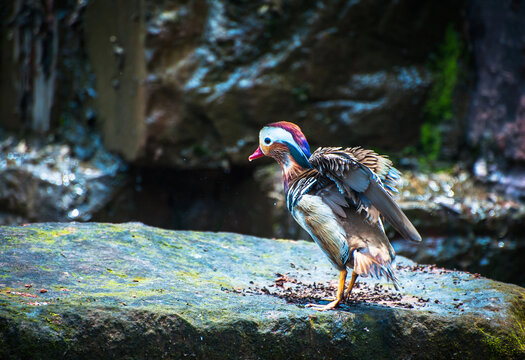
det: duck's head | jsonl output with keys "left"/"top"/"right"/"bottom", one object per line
{"left": 248, "top": 121, "right": 312, "bottom": 169}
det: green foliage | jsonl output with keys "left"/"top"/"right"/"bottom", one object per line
{"left": 420, "top": 123, "right": 442, "bottom": 162}
{"left": 424, "top": 25, "right": 461, "bottom": 122}
{"left": 419, "top": 24, "right": 461, "bottom": 164}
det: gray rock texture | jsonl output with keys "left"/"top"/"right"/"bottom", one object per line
{"left": 1, "top": 222, "right": 524, "bottom": 359}
{"left": 466, "top": 1, "right": 525, "bottom": 197}
{"left": 0, "top": 0, "right": 465, "bottom": 168}
{"left": 394, "top": 169, "right": 525, "bottom": 287}
{"left": 0, "top": 131, "right": 124, "bottom": 225}
{"left": 467, "top": 0, "right": 525, "bottom": 162}
{"left": 138, "top": 0, "right": 447, "bottom": 167}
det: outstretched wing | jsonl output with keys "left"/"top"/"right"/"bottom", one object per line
{"left": 342, "top": 147, "right": 401, "bottom": 195}
{"left": 309, "top": 147, "right": 421, "bottom": 242}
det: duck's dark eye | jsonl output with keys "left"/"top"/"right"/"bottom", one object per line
{"left": 264, "top": 137, "right": 271, "bottom": 145}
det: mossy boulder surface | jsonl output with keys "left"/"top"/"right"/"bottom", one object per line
{"left": 0, "top": 222, "right": 524, "bottom": 359}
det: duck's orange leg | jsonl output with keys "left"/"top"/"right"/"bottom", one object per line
{"left": 307, "top": 269, "right": 347, "bottom": 311}
{"left": 344, "top": 271, "right": 359, "bottom": 300}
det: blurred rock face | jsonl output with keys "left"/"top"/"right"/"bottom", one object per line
{"left": 394, "top": 169, "right": 525, "bottom": 287}
{"left": 467, "top": 1, "right": 525, "bottom": 162}
{"left": 85, "top": 0, "right": 463, "bottom": 168}
{"left": 0, "top": 125, "right": 125, "bottom": 225}
{"left": 3, "top": 0, "right": 525, "bottom": 173}
{"left": 466, "top": 1, "right": 525, "bottom": 198}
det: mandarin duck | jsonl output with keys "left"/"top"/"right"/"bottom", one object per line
{"left": 249, "top": 121, "right": 421, "bottom": 310}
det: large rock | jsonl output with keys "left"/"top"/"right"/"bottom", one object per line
{"left": 394, "top": 169, "right": 525, "bottom": 287}
{"left": 0, "top": 0, "right": 473, "bottom": 171}
{"left": 84, "top": 0, "right": 464, "bottom": 168}
{"left": 1, "top": 223, "right": 523, "bottom": 359}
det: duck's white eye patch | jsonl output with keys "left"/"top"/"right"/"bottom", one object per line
{"left": 260, "top": 126, "right": 296, "bottom": 148}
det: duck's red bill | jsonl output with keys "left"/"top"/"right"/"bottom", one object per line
{"left": 249, "top": 146, "right": 264, "bottom": 161}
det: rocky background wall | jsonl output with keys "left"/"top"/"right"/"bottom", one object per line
{"left": 1, "top": 0, "right": 525, "bottom": 287}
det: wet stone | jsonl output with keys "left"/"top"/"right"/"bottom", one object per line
{"left": 0, "top": 132, "right": 125, "bottom": 224}
{"left": 393, "top": 169, "right": 525, "bottom": 287}
{"left": 0, "top": 222, "right": 524, "bottom": 359}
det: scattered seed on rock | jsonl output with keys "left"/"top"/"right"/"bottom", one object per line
{"left": 244, "top": 273, "right": 429, "bottom": 310}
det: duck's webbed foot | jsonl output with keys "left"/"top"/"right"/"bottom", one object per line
{"left": 306, "top": 269, "right": 347, "bottom": 311}
{"left": 306, "top": 299, "right": 341, "bottom": 311}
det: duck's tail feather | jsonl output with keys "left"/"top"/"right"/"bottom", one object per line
{"left": 352, "top": 249, "right": 400, "bottom": 290}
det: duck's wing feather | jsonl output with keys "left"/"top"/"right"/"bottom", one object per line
{"left": 342, "top": 146, "right": 401, "bottom": 195}
{"left": 309, "top": 147, "right": 421, "bottom": 242}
